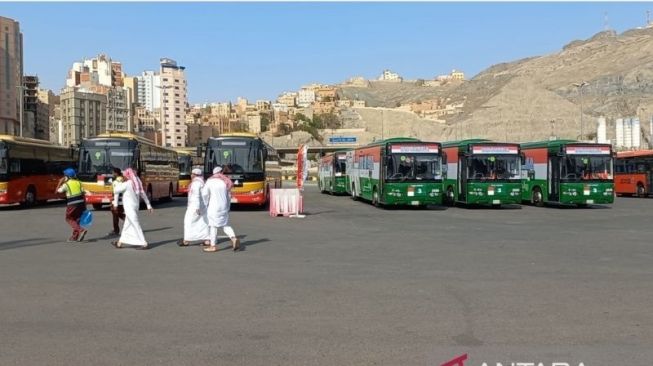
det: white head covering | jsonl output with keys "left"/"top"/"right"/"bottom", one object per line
{"left": 191, "top": 168, "right": 203, "bottom": 175}
{"left": 212, "top": 166, "right": 223, "bottom": 174}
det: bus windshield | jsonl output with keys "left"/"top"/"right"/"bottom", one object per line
{"left": 562, "top": 155, "right": 613, "bottom": 181}
{"left": 386, "top": 154, "right": 442, "bottom": 181}
{"left": 178, "top": 155, "right": 192, "bottom": 177}
{"left": 80, "top": 147, "right": 135, "bottom": 174}
{"left": 209, "top": 140, "right": 263, "bottom": 174}
{"left": 467, "top": 155, "right": 521, "bottom": 180}
{"left": 335, "top": 155, "right": 347, "bottom": 174}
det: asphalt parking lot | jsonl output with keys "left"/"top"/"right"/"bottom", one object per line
{"left": 1, "top": 185, "right": 651, "bottom": 365}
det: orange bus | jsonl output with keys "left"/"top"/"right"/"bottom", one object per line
{"left": 615, "top": 150, "right": 653, "bottom": 197}
{"left": 0, "top": 135, "right": 76, "bottom": 207}
{"left": 78, "top": 133, "right": 179, "bottom": 209}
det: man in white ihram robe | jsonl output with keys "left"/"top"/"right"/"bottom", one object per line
{"left": 202, "top": 166, "right": 240, "bottom": 252}
{"left": 111, "top": 168, "right": 153, "bottom": 249}
{"left": 178, "top": 168, "right": 210, "bottom": 246}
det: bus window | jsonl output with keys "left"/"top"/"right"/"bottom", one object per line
{"left": 81, "top": 147, "right": 135, "bottom": 174}
{"left": 562, "top": 156, "right": 613, "bottom": 181}
{"left": 467, "top": 156, "right": 520, "bottom": 180}
{"left": 386, "top": 154, "right": 442, "bottom": 181}
{"left": 335, "top": 158, "right": 347, "bottom": 174}
{"left": 0, "top": 150, "right": 7, "bottom": 175}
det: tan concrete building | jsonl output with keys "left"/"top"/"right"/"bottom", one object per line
{"left": 211, "top": 102, "right": 232, "bottom": 118}
{"left": 0, "top": 16, "right": 23, "bottom": 135}
{"left": 134, "top": 105, "right": 158, "bottom": 132}
{"left": 60, "top": 87, "right": 107, "bottom": 146}
{"left": 255, "top": 100, "right": 271, "bottom": 111}
{"left": 160, "top": 58, "right": 187, "bottom": 147}
{"left": 187, "top": 124, "right": 220, "bottom": 147}
{"left": 277, "top": 92, "right": 297, "bottom": 108}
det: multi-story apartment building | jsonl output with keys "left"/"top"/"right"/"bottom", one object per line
{"left": 277, "top": 92, "right": 297, "bottom": 108}
{"left": 0, "top": 16, "right": 23, "bottom": 136}
{"left": 60, "top": 87, "right": 107, "bottom": 146}
{"left": 211, "top": 102, "right": 232, "bottom": 118}
{"left": 137, "top": 71, "right": 161, "bottom": 112}
{"left": 22, "top": 76, "right": 50, "bottom": 140}
{"left": 297, "top": 89, "right": 315, "bottom": 107}
{"left": 66, "top": 54, "right": 122, "bottom": 88}
{"left": 255, "top": 100, "right": 271, "bottom": 111}
{"left": 378, "top": 69, "right": 402, "bottom": 82}
{"left": 159, "top": 58, "right": 187, "bottom": 147}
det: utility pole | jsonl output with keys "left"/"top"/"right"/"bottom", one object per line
{"left": 16, "top": 85, "right": 25, "bottom": 137}
{"left": 573, "top": 81, "right": 589, "bottom": 140}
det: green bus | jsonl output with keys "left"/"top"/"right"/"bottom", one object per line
{"left": 442, "top": 139, "right": 523, "bottom": 206}
{"left": 521, "top": 140, "right": 614, "bottom": 206}
{"left": 347, "top": 137, "right": 445, "bottom": 207}
{"left": 318, "top": 150, "right": 350, "bottom": 194}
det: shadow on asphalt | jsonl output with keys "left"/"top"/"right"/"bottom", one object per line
{"left": 143, "top": 226, "right": 173, "bottom": 233}
{"left": 0, "top": 237, "right": 59, "bottom": 251}
{"left": 0, "top": 200, "right": 66, "bottom": 211}
{"left": 460, "top": 203, "right": 523, "bottom": 210}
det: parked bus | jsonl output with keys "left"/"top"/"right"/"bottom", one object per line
{"left": 176, "top": 151, "right": 192, "bottom": 195}
{"left": 442, "top": 139, "right": 523, "bottom": 206}
{"left": 615, "top": 149, "right": 653, "bottom": 197}
{"left": 200, "top": 132, "right": 281, "bottom": 206}
{"left": 78, "top": 133, "right": 179, "bottom": 209}
{"left": 347, "top": 137, "right": 445, "bottom": 207}
{"left": 318, "top": 150, "right": 350, "bottom": 194}
{"left": 0, "top": 135, "right": 76, "bottom": 206}
{"left": 520, "top": 140, "right": 614, "bottom": 206}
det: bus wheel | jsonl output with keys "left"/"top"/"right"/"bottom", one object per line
{"left": 372, "top": 188, "right": 380, "bottom": 207}
{"left": 636, "top": 183, "right": 646, "bottom": 197}
{"left": 92, "top": 203, "right": 103, "bottom": 210}
{"left": 22, "top": 186, "right": 37, "bottom": 207}
{"left": 532, "top": 187, "right": 543, "bottom": 207}
{"left": 445, "top": 186, "right": 455, "bottom": 207}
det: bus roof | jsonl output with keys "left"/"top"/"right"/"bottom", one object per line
{"left": 361, "top": 137, "right": 421, "bottom": 148}
{"left": 94, "top": 132, "right": 156, "bottom": 144}
{"left": 520, "top": 139, "right": 578, "bottom": 150}
{"left": 0, "top": 134, "right": 62, "bottom": 147}
{"left": 441, "top": 138, "right": 494, "bottom": 148}
{"left": 616, "top": 149, "right": 653, "bottom": 158}
{"left": 218, "top": 132, "right": 258, "bottom": 138}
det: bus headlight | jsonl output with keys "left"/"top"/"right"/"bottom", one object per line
{"left": 250, "top": 189, "right": 264, "bottom": 195}
{"left": 0, "top": 189, "right": 6, "bottom": 195}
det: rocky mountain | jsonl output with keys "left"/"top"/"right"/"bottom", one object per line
{"left": 338, "top": 27, "right": 653, "bottom": 145}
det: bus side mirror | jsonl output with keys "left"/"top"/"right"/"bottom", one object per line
{"left": 196, "top": 145, "right": 203, "bottom": 157}
{"left": 520, "top": 153, "right": 526, "bottom": 165}
{"left": 442, "top": 151, "right": 447, "bottom": 165}
{"left": 262, "top": 148, "right": 268, "bottom": 162}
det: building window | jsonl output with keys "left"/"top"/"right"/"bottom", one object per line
{"left": 163, "top": 78, "right": 168, "bottom": 82}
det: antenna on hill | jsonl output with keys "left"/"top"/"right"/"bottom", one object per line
{"left": 647, "top": 10, "right": 651, "bottom": 26}
{"left": 603, "top": 12, "right": 610, "bottom": 31}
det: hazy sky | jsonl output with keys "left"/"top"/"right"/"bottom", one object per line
{"left": 2, "top": 2, "right": 651, "bottom": 103}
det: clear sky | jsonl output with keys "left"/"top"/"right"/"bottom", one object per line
{"left": 2, "top": 2, "right": 651, "bottom": 104}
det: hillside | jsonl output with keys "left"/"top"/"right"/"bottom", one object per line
{"left": 336, "top": 27, "right": 653, "bottom": 144}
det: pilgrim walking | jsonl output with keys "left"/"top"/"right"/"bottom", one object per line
{"left": 111, "top": 168, "right": 153, "bottom": 250}
{"left": 202, "top": 166, "right": 240, "bottom": 252}
{"left": 178, "top": 168, "right": 210, "bottom": 246}
{"left": 56, "top": 168, "right": 88, "bottom": 242}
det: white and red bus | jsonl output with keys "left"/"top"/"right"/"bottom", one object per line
{"left": 615, "top": 150, "right": 653, "bottom": 197}
{"left": 0, "top": 135, "right": 76, "bottom": 207}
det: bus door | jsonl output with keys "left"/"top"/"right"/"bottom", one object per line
{"left": 548, "top": 155, "right": 560, "bottom": 201}
{"left": 458, "top": 155, "right": 467, "bottom": 201}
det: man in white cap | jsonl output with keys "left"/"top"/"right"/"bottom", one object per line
{"left": 201, "top": 166, "right": 240, "bottom": 252}
{"left": 178, "top": 168, "right": 210, "bottom": 246}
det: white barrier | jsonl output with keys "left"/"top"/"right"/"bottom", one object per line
{"left": 269, "top": 188, "right": 304, "bottom": 217}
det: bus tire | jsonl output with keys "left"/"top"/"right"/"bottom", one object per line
{"left": 636, "top": 183, "right": 646, "bottom": 197}
{"left": 372, "top": 187, "right": 380, "bottom": 207}
{"left": 532, "top": 187, "right": 543, "bottom": 207}
{"left": 22, "top": 186, "right": 37, "bottom": 207}
{"left": 92, "top": 203, "right": 103, "bottom": 210}
{"left": 445, "top": 186, "right": 455, "bottom": 207}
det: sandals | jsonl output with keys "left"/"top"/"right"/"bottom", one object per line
{"left": 231, "top": 238, "right": 241, "bottom": 252}
{"left": 202, "top": 246, "right": 218, "bottom": 253}
{"left": 111, "top": 241, "right": 122, "bottom": 249}
{"left": 136, "top": 245, "right": 149, "bottom": 250}
{"left": 177, "top": 239, "right": 190, "bottom": 247}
